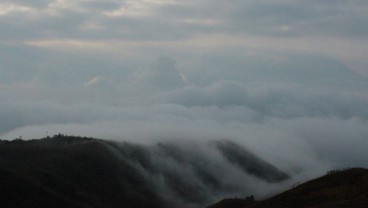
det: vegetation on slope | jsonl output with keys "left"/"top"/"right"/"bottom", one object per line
{"left": 208, "top": 168, "right": 368, "bottom": 208}
{"left": 0, "top": 135, "right": 165, "bottom": 208}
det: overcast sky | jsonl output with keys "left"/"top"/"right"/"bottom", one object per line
{"left": 1, "top": 0, "right": 368, "bottom": 175}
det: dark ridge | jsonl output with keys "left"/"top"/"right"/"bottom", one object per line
{"left": 0, "top": 135, "right": 166, "bottom": 208}
{"left": 208, "top": 168, "right": 368, "bottom": 208}
{"left": 207, "top": 198, "right": 254, "bottom": 208}
{"left": 0, "top": 135, "right": 296, "bottom": 208}
{"left": 214, "top": 140, "right": 289, "bottom": 182}
{"left": 0, "top": 168, "right": 85, "bottom": 208}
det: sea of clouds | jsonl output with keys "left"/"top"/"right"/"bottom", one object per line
{"left": 1, "top": 46, "right": 368, "bottom": 206}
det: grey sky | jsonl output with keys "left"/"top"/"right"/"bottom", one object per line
{"left": 1, "top": 0, "right": 368, "bottom": 188}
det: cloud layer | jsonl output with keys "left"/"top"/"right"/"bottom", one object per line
{"left": 1, "top": 50, "right": 368, "bottom": 170}
{"left": 1, "top": 0, "right": 368, "bottom": 202}
{"left": 2, "top": 0, "right": 368, "bottom": 40}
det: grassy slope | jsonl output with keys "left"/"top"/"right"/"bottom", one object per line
{"left": 208, "top": 168, "right": 368, "bottom": 208}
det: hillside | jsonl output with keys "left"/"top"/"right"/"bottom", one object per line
{"left": 208, "top": 168, "right": 368, "bottom": 208}
{"left": 0, "top": 135, "right": 290, "bottom": 208}
{"left": 0, "top": 136, "right": 165, "bottom": 208}
{"left": 5, "top": 135, "right": 367, "bottom": 208}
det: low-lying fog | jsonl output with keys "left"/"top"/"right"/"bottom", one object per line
{"left": 1, "top": 49, "right": 368, "bottom": 207}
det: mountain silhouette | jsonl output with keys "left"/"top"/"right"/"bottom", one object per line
{"left": 208, "top": 168, "right": 368, "bottom": 208}
{"left": 0, "top": 135, "right": 291, "bottom": 208}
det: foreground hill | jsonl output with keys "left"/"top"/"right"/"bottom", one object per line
{"left": 0, "top": 136, "right": 165, "bottom": 208}
{"left": 208, "top": 168, "right": 368, "bottom": 208}
{"left": 0, "top": 135, "right": 289, "bottom": 208}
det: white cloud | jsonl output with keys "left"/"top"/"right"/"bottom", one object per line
{"left": 0, "top": 3, "right": 35, "bottom": 15}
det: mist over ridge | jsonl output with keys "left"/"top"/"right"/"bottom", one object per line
{"left": 0, "top": 135, "right": 297, "bottom": 208}
{"left": 1, "top": 1, "right": 368, "bottom": 207}
{"left": 2, "top": 49, "right": 368, "bottom": 174}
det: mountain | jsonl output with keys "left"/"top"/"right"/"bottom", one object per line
{"left": 2, "top": 135, "right": 367, "bottom": 208}
{"left": 0, "top": 136, "right": 165, "bottom": 208}
{"left": 0, "top": 135, "right": 289, "bottom": 208}
{"left": 208, "top": 168, "right": 368, "bottom": 208}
